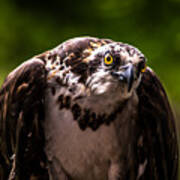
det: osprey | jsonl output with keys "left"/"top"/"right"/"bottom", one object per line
{"left": 0, "top": 37, "right": 178, "bottom": 180}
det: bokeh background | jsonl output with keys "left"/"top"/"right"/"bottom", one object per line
{"left": 0, "top": 0, "right": 180, "bottom": 176}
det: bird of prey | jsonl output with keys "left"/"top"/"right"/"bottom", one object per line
{"left": 0, "top": 37, "right": 178, "bottom": 180}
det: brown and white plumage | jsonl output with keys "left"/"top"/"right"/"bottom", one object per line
{"left": 0, "top": 37, "right": 178, "bottom": 180}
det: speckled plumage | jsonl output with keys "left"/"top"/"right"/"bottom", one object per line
{"left": 0, "top": 37, "right": 178, "bottom": 180}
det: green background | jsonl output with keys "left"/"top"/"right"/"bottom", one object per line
{"left": 0, "top": 0, "right": 180, "bottom": 176}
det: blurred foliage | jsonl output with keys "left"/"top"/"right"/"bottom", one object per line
{"left": 0, "top": 0, "right": 180, "bottom": 102}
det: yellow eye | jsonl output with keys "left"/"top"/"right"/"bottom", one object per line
{"left": 104, "top": 53, "right": 113, "bottom": 65}
{"left": 141, "top": 64, "right": 147, "bottom": 73}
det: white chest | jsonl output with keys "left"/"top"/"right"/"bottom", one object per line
{"left": 44, "top": 87, "right": 138, "bottom": 180}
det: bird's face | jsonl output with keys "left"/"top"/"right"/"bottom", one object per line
{"left": 84, "top": 43, "right": 146, "bottom": 101}
{"left": 44, "top": 38, "right": 148, "bottom": 129}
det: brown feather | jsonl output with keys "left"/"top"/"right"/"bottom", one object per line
{"left": 136, "top": 67, "right": 178, "bottom": 180}
{"left": 0, "top": 59, "right": 48, "bottom": 179}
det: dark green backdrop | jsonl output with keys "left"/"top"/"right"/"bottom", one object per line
{"left": 0, "top": 0, "right": 180, "bottom": 173}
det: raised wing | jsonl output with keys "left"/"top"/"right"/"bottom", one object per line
{"left": 136, "top": 67, "right": 178, "bottom": 180}
{"left": 0, "top": 58, "right": 48, "bottom": 179}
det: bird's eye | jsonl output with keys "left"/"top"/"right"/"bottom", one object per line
{"left": 138, "top": 59, "right": 147, "bottom": 73}
{"left": 104, "top": 53, "right": 113, "bottom": 65}
{"left": 141, "top": 64, "right": 147, "bottom": 73}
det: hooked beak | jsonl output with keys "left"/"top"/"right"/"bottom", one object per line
{"left": 111, "top": 64, "right": 134, "bottom": 92}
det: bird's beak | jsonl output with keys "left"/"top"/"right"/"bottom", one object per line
{"left": 111, "top": 64, "right": 134, "bottom": 92}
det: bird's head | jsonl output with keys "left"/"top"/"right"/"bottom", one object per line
{"left": 82, "top": 42, "right": 147, "bottom": 101}
{"left": 46, "top": 38, "right": 146, "bottom": 105}
{"left": 44, "top": 38, "right": 147, "bottom": 128}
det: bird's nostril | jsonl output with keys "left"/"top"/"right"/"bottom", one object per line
{"left": 119, "top": 74, "right": 124, "bottom": 81}
{"left": 119, "top": 74, "right": 127, "bottom": 82}
{"left": 111, "top": 72, "right": 127, "bottom": 82}
{"left": 111, "top": 72, "right": 119, "bottom": 78}
{"left": 111, "top": 64, "right": 134, "bottom": 92}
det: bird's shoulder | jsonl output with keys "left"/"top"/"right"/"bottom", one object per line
{"left": 136, "top": 67, "right": 178, "bottom": 179}
{"left": 0, "top": 58, "right": 48, "bottom": 179}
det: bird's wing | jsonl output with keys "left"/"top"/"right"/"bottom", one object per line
{"left": 136, "top": 67, "right": 178, "bottom": 180}
{"left": 0, "top": 58, "right": 48, "bottom": 179}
